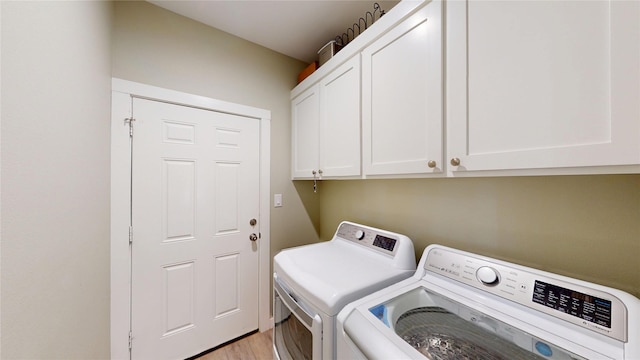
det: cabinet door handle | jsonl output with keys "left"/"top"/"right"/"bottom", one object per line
{"left": 450, "top": 158, "right": 461, "bottom": 166}
{"left": 427, "top": 160, "right": 437, "bottom": 168}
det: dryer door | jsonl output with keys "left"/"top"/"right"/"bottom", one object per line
{"left": 274, "top": 276, "right": 322, "bottom": 360}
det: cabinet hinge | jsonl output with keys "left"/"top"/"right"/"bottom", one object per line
{"left": 124, "top": 117, "right": 135, "bottom": 137}
{"left": 129, "top": 226, "right": 133, "bottom": 245}
{"left": 128, "top": 331, "right": 133, "bottom": 351}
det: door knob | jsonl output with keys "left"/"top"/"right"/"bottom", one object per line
{"left": 450, "top": 158, "right": 461, "bottom": 166}
{"left": 249, "top": 233, "right": 258, "bottom": 242}
{"left": 249, "top": 218, "right": 257, "bottom": 226}
{"left": 427, "top": 160, "right": 437, "bottom": 168}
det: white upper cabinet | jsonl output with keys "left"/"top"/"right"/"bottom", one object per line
{"left": 291, "top": 56, "right": 361, "bottom": 179}
{"left": 291, "top": 0, "right": 640, "bottom": 180}
{"left": 291, "top": 84, "right": 320, "bottom": 179}
{"left": 446, "top": 0, "right": 640, "bottom": 174}
{"left": 320, "top": 56, "right": 361, "bottom": 178}
{"left": 362, "top": 1, "right": 443, "bottom": 177}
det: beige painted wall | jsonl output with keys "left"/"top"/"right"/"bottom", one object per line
{"left": 1, "top": 1, "right": 112, "bottom": 358}
{"left": 317, "top": 175, "right": 640, "bottom": 298}
{"left": 112, "top": 1, "right": 320, "bottom": 260}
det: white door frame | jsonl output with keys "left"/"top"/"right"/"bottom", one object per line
{"left": 110, "top": 78, "right": 271, "bottom": 359}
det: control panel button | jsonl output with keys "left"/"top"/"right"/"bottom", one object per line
{"left": 476, "top": 266, "right": 500, "bottom": 285}
{"left": 355, "top": 230, "right": 365, "bottom": 240}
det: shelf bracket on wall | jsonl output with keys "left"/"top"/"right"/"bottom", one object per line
{"left": 312, "top": 169, "right": 323, "bottom": 193}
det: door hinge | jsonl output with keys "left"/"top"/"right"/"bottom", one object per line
{"left": 124, "top": 117, "right": 135, "bottom": 137}
{"left": 129, "top": 226, "right": 133, "bottom": 245}
{"left": 128, "top": 331, "right": 133, "bottom": 351}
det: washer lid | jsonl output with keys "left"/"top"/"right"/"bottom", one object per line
{"left": 274, "top": 239, "right": 414, "bottom": 316}
{"left": 344, "top": 286, "right": 593, "bottom": 360}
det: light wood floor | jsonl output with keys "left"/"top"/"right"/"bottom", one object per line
{"left": 193, "top": 330, "right": 273, "bottom": 360}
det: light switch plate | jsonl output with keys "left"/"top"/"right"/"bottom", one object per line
{"left": 274, "top": 194, "right": 283, "bottom": 207}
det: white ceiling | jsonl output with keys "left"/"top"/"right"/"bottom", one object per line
{"left": 148, "top": 0, "right": 399, "bottom": 64}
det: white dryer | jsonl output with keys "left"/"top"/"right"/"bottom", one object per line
{"left": 273, "top": 221, "right": 416, "bottom": 360}
{"left": 337, "top": 244, "right": 640, "bottom": 359}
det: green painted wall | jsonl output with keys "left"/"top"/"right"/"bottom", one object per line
{"left": 111, "top": 0, "right": 318, "bottom": 261}
{"left": 313, "top": 175, "right": 640, "bottom": 298}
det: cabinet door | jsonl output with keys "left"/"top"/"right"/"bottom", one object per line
{"left": 291, "top": 85, "right": 320, "bottom": 179}
{"left": 362, "top": 1, "right": 443, "bottom": 176}
{"left": 320, "top": 56, "right": 361, "bottom": 177}
{"left": 447, "top": 0, "right": 640, "bottom": 174}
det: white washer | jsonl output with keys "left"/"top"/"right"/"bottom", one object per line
{"left": 273, "top": 221, "right": 416, "bottom": 360}
{"left": 337, "top": 244, "right": 640, "bottom": 359}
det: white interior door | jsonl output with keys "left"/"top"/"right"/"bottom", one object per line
{"left": 130, "top": 98, "right": 260, "bottom": 359}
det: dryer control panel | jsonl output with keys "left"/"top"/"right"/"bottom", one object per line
{"left": 336, "top": 222, "right": 399, "bottom": 256}
{"left": 423, "top": 246, "right": 629, "bottom": 342}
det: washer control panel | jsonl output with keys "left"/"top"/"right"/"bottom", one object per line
{"left": 336, "top": 222, "right": 398, "bottom": 256}
{"left": 423, "top": 246, "right": 628, "bottom": 342}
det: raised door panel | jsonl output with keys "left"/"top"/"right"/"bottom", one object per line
{"left": 320, "top": 56, "right": 361, "bottom": 178}
{"left": 447, "top": 0, "right": 640, "bottom": 174}
{"left": 362, "top": 1, "right": 443, "bottom": 176}
{"left": 291, "top": 85, "right": 320, "bottom": 179}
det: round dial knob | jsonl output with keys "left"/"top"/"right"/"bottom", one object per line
{"left": 476, "top": 266, "right": 499, "bottom": 285}
{"left": 355, "top": 230, "right": 365, "bottom": 240}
